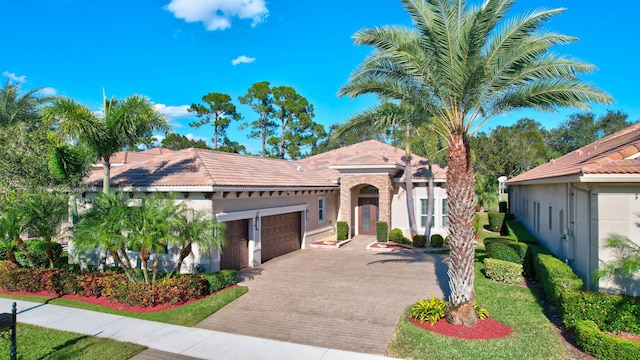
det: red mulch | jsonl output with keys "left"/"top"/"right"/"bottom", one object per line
{"left": 0, "top": 284, "right": 238, "bottom": 313}
{"left": 409, "top": 317, "right": 513, "bottom": 340}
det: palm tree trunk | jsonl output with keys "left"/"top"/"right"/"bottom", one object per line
{"left": 140, "top": 247, "right": 150, "bottom": 284}
{"left": 109, "top": 247, "right": 136, "bottom": 282}
{"left": 102, "top": 158, "right": 111, "bottom": 194}
{"left": 405, "top": 125, "right": 417, "bottom": 238}
{"left": 6, "top": 250, "right": 18, "bottom": 266}
{"left": 14, "top": 238, "right": 35, "bottom": 268}
{"left": 45, "top": 242, "right": 54, "bottom": 268}
{"left": 444, "top": 133, "right": 477, "bottom": 327}
{"left": 152, "top": 251, "right": 159, "bottom": 285}
{"left": 169, "top": 243, "right": 192, "bottom": 278}
{"left": 424, "top": 162, "right": 434, "bottom": 241}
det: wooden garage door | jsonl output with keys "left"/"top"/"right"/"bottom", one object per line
{"left": 261, "top": 212, "right": 301, "bottom": 262}
{"left": 220, "top": 219, "right": 249, "bottom": 270}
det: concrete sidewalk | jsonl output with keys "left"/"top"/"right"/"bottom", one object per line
{"left": 0, "top": 298, "right": 386, "bottom": 360}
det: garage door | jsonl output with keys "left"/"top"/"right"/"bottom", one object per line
{"left": 261, "top": 212, "right": 301, "bottom": 262}
{"left": 220, "top": 219, "right": 249, "bottom": 270}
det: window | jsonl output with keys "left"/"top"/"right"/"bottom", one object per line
{"left": 318, "top": 197, "right": 325, "bottom": 222}
{"left": 420, "top": 198, "right": 435, "bottom": 228}
{"left": 549, "top": 206, "right": 552, "bottom": 230}
{"left": 535, "top": 202, "right": 541, "bottom": 233}
{"left": 442, "top": 198, "right": 449, "bottom": 229}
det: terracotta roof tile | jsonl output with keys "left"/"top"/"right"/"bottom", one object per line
{"left": 508, "top": 122, "right": 640, "bottom": 183}
{"left": 297, "top": 140, "right": 447, "bottom": 181}
{"left": 86, "top": 148, "right": 335, "bottom": 188}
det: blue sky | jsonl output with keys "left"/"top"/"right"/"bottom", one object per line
{"left": 1, "top": 0, "right": 638, "bottom": 153}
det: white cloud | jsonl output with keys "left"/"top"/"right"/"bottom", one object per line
{"left": 154, "top": 103, "right": 191, "bottom": 118}
{"left": 152, "top": 134, "right": 166, "bottom": 147}
{"left": 231, "top": 55, "right": 256, "bottom": 66}
{"left": 165, "top": 0, "right": 269, "bottom": 31}
{"left": 3, "top": 71, "right": 26, "bottom": 83}
{"left": 39, "top": 87, "right": 57, "bottom": 96}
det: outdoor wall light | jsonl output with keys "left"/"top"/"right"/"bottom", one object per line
{"left": 254, "top": 216, "right": 260, "bottom": 230}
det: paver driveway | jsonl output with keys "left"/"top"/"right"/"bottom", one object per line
{"left": 196, "top": 236, "right": 449, "bottom": 355}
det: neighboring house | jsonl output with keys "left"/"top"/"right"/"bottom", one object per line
{"left": 77, "top": 140, "right": 447, "bottom": 274}
{"left": 508, "top": 123, "right": 640, "bottom": 295}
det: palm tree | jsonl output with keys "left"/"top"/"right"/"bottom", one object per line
{"left": 0, "top": 80, "right": 53, "bottom": 129}
{"left": 21, "top": 190, "right": 68, "bottom": 268}
{"left": 168, "top": 208, "right": 226, "bottom": 278}
{"left": 340, "top": 0, "right": 611, "bottom": 326}
{"left": 0, "top": 200, "right": 33, "bottom": 267}
{"left": 43, "top": 92, "right": 168, "bottom": 193}
{"left": 593, "top": 229, "right": 640, "bottom": 294}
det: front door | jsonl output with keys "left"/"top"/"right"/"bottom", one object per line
{"left": 359, "top": 198, "right": 379, "bottom": 235}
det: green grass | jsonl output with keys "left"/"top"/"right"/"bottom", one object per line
{"left": 0, "top": 285, "right": 248, "bottom": 327}
{"left": 387, "top": 215, "right": 572, "bottom": 360}
{"left": 0, "top": 323, "right": 144, "bottom": 360}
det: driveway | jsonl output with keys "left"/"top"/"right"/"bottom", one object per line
{"left": 195, "top": 235, "right": 449, "bottom": 355}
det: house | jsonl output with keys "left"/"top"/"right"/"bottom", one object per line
{"left": 508, "top": 123, "right": 640, "bottom": 295}
{"left": 78, "top": 140, "right": 447, "bottom": 273}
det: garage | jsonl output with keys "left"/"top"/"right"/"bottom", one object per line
{"left": 220, "top": 219, "right": 249, "bottom": 270}
{"left": 261, "top": 212, "right": 301, "bottom": 262}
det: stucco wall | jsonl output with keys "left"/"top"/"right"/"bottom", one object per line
{"left": 392, "top": 182, "right": 448, "bottom": 238}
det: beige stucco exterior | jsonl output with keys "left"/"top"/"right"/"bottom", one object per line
{"left": 509, "top": 182, "right": 640, "bottom": 295}
{"left": 392, "top": 181, "right": 449, "bottom": 237}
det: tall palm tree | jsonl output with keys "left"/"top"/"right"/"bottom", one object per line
{"left": 168, "top": 208, "right": 226, "bottom": 278}
{"left": 340, "top": 0, "right": 611, "bottom": 326}
{"left": 21, "top": 190, "right": 68, "bottom": 268}
{"left": 43, "top": 92, "right": 168, "bottom": 193}
{"left": 0, "top": 80, "right": 53, "bottom": 129}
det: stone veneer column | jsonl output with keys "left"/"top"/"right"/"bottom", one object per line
{"left": 339, "top": 174, "right": 395, "bottom": 237}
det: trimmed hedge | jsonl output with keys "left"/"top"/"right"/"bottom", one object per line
{"left": 413, "top": 235, "right": 426, "bottom": 248}
{"left": 484, "top": 258, "right": 523, "bottom": 284}
{"left": 560, "top": 290, "right": 640, "bottom": 334}
{"left": 337, "top": 221, "right": 349, "bottom": 241}
{"left": 376, "top": 222, "right": 388, "bottom": 242}
{"left": 574, "top": 320, "right": 640, "bottom": 360}
{"left": 201, "top": 269, "right": 238, "bottom": 294}
{"left": 534, "top": 253, "right": 583, "bottom": 307}
{"left": 388, "top": 228, "right": 411, "bottom": 244}
{"left": 430, "top": 234, "right": 444, "bottom": 247}
{"left": 498, "top": 201, "right": 508, "bottom": 213}
{"left": 487, "top": 211, "right": 506, "bottom": 232}
{"left": 485, "top": 239, "right": 524, "bottom": 264}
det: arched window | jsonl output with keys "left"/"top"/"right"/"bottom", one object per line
{"left": 359, "top": 185, "right": 379, "bottom": 194}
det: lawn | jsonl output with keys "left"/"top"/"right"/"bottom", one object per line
{"left": 0, "top": 323, "right": 144, "bottom": 360}
{"left": 0, "top": 285, "right": 248, "bottom": 327}
{"left": 387, "top": 215, "right": 573, "bottom": 360}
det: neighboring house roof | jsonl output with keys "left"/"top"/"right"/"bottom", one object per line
{"left": 508, "top": 122, "right": 640, "bottom": 184}
{"left": 297, "top": 140, "right": 447, "bottom": 181}
{"left": 86, "top": 148, "right": 336, "bottom": 189}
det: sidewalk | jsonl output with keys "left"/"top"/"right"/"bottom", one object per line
{"left": 0, "top": 298, "right": 386, "bottom": 360}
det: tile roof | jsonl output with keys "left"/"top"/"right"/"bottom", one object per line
{"left": 86, "top": 148, "right": 336, "bottom": 188}
{"left": 508, "top": 122, "right": 640, "bottom": 184}
{"left": 297, "top": 140, "right": 447, "bottom": 181}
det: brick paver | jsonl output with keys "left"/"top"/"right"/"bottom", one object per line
{"left": 195, "top": 236, "right": 449, "bottom": 355}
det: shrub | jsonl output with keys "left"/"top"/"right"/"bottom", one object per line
{"left": 336, "top": 221, "right": 349, "bottom": 241}
{"left": 498, "top": 201, "right": 508, "bottom": 213}
{"left": 444, "top": 235, "right": 450, "bottom": 245}
{"left": 430, "top": 234, "right": 444, "bottom": 247}
{"left": 413, "top": 235, "right": 426, "bottom": 248}
{"left": 484, "top": 258, "right": 523, "bottom": 284}
{"left": 155, "top": 276, "right": 208, "bottom": 305}
{"left": 15, "top": 240, "right": 63, "bottom": 268}
{"left": 560, "top": 290, "right": 640, "bottom": 334}
{"left": 201, "top": 269, "right": 238, "bottom": 294}
{"left": 376, "top": 222, "right": 388, "bottom": 242}
{"left": 485, "top": 240, "right": 523, "bottom": 264}
{"left": 574, "top": 320, "right": 640, "bottom": 360}
{"left": 475, "top": 303, "right": 490, "bottom": 319}
{"left": 534, "top": 253, "right": 583, "bottom": 307}
{"left": 487, "top": 211, "right": 506, "bottom": 232}
{"left": 0, "top": 261, "right": 19, "bottom": 290}
{"left": 411, "top": 296, "right": 446, "bottom": 325}
{"left": 472, "top": 213, "right": 482, "bottom": 236}
{"left": 388, "top": 228, "right": 411, "bottom": 244}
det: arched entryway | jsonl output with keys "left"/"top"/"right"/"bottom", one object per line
{"left": 357, "top": 185, "right": 379, "bottom": 235}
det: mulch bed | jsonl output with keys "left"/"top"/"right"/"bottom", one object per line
{"left": 368, "top": 242, "right": 411, "bottom": 251}
{"left": 0, "top": 284, "right": 238, "bottom": 313}
{"left": 409, "top": 317, "right": 513, "bottom": 340}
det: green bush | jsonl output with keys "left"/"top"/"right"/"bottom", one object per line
{"left": 413, "top": 235, "right": 426, "bottom": 248}
{"left": 14, "top": 240, "right": 63, "bottom": 268}
{"left": 484, "top": 258, "right": 523, "bottom": 284}
{"left": 574, "top": 320, "right": 640, "bottom": 360}
{"left": 498, "top": 201, "right": 508, "bottom": 213}
{"left": 201, "top": 269, "right": 238, "bottom": 293}
{"left": 376, "top": 222, "right": 388, "bottom": 242}
{"left": 473, "top": 213, "right": 482, "bottom": 236}
{"left": 411, "top": 296, "right": 446, "bottom": 325}
{"left": 444, "top": 235, "right": 450, "bottom": 245}
{"left": 337, "top": 221, "right": 349, "bottom": 241}
{"left": 560, "top": 290, "right": 640, "bottom": 334}
{"left": 430, "top": 234, "right": 444, "bottom": 247}
{"left": 388, "top": 228, "right": 411, "bottom": 244}
{"left": 485, "top": 240, "right": 524, "bottom": 264}
{"left": 534, "top": 253, "right": 583, "bottom": 307}
{"left": 487, "top": 211, "right": 506, "bottom": 232}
